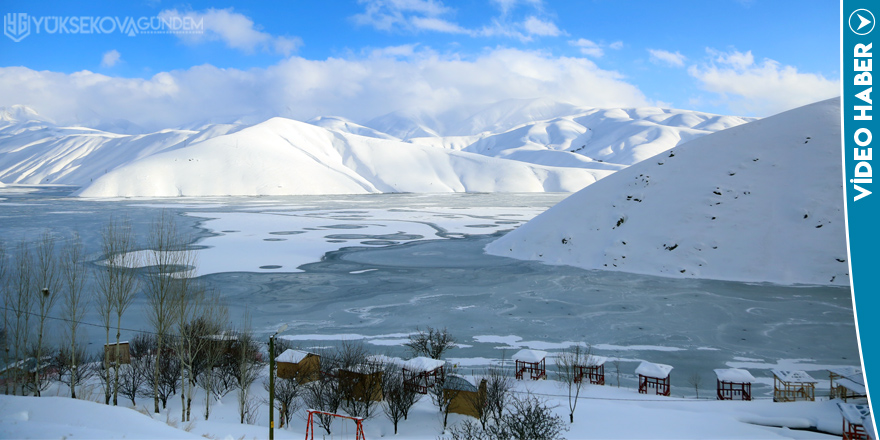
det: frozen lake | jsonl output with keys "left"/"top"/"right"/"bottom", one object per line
{"left": 0, "top": 186, "right": 860, "bottom": 398}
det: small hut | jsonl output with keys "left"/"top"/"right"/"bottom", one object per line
{"left": 772, "top": 369, "right": 817, "bottom": 402}
{"left": 838, "top": 402, "right": 872, "bottom": 440}
{"left": 402, "top": 357, "right": 446, "bottom": 394}
{"left": 636, "top": 361, "right": 673, "bottom": 396}
{"left": 103, "top": 342, "right": 131, "bottom": 366}
{"left": 444, "top": 376, "right": 488, "bottom": 418}
{"left": 574, "top": 355, "right": 607, "bottom": 385}
{"left": 275, "top": 349, "right": 321, "bottom": 384}
{"left": 514, "top": 349, "right": 548, "bottom": 380}
{"left": 829, "top": 366, "right": 867, "bottom": 402}
{"left": 714, "top": 368, "right": 755, "bottom": 401}
{"left": 338, "top": 365, "right": 384, "bottom": 402}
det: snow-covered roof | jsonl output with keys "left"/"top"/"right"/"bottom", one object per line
{"left": 714, "top": 368, "right": 755, "bottom": 383}
{"left": 403, "top": 356, "right": 446, "bottom": 372}
{"left": 275, "top": 349, "right": 313, "bottom": 364}
{"left": 444, "top": 375, "right": 477, "bottom": 392}
{"left": 771, "top": 370, "right": 818, "bottom": 383}
{"left": 829, "top": 366, "right": 865, "bottom": 388}
{"left": 838, "top": 402, "right": 871, "bottom": 425}
{"left": 836, "top": 378, "right": 867, "bottom": 395}
{"left": 584, "top": 355, "right": 608, "bottom": 367}
{"left": 635, "top": 361, "right": 673, "bottom": 378}
{"left": 367, "top": 354, "right": 403, "bottom": 367}
{"left": 514, "top": 349, "right": 548, "bottom": 363}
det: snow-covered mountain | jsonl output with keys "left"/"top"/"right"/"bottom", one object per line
{"left": 75, "top": 117, "right": 608, "bottom": 197}
{"left": 486, "top": 98, "right": 847, "bottom": 286}
{"left": 0, "top": 99, "right": 753, "bottom": 197}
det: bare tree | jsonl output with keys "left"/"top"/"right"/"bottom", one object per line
{"left": 688, "top": 371, "right": 702, "bottom": 399}
{"left": 302, "top": 375, "right": 342, "bottom": 435}
{"left": 429, "top": 366, "right": 458, "bottom": 432}
{"left": 118, "top": 333, "right": 152, "bottom": 406}
{"left": 555, "top": 343, "right": 592, "bottom": 423}
{"left": 52, "top": 345, "right": 96, "bottom": 398}
{"left": 382, "top": 367, "right": 421, "bottom": 434}
{"left": 263, "top": 375, "right": 301, "bottom": 429}
{"left": 32, "top": 231, "right": 61, "bottom": 396}
{"left": 176, "top": 287, "right": 227, "bottom": 421}
{"left": 485, "top": 367, "right": 513, "bottom": 428}
{"left": 144, "top": 211, "right": 194, "bottom": 413}
{"left": 9, "top": 239, "right": 34, "bottom": 395}
{"left": 405, "top": 326, "right": 456, "bottom": 360}
{"left": 0, "top": 239, "right": 10, "bottom": 395}
{"left": 233, "top": 312, "right": 263, "bottom": 424}
{"left": 60, "top": 232, "right": 88, "bottom": 398}
{"left": 501, "top": 393, "right": 567, "bottom": 440}
{"left": 612, "top": 356, "right": 621, "bottom": 388}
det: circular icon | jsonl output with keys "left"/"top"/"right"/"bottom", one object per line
{"left": 850, "top": 9, "right": 875, "bottom": 35}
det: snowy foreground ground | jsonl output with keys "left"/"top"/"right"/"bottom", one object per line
{"left": 0, "top": 371, "right": 846, "bottom": 440}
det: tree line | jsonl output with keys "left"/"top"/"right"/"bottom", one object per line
{"left": 0, "top": 212, "right": 264, "bottom": 424}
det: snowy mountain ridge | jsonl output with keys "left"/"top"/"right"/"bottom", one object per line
{"left": 486, "top": 98, "right": 846, "bottom": 286}
{"left": 0, "top": 99, "right": 753, "bottom": 197}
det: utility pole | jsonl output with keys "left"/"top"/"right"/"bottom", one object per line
{"left": 269, "top": 324, "right": 288, "bottom": 440}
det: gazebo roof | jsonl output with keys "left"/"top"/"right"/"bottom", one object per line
{"left": 771, "top": 370, "right": 818, "bottom": 383}
{"left": 714, "top": 368, "right": 756, "bottom": 383}
{"left": 513, "top": 349, "right": 548, "bottom": 363}
{"left": 584, "top": 355, "right": 608, "bottom": 367}
{"left": 444, "top": 375, "right": 477, "bottom": 392}
{"left": 403, "top": 356, "right": 446, "bottom": 372}
{"left": 275, "top": 349, "right": 313, "bottom": 364}
{"left": 838, "top": 402, "right": 871, "bottom": 425}
{"left": 636, "top": 361, "right": 673, "bottom": 379}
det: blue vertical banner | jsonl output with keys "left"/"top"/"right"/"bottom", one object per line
{"left": 844, "top": 0, "right": 880, "bottom": 436}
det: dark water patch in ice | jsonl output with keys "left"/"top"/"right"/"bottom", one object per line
{"left": 269, "top": 231, "right": 305, "bottom": 235}
{"left": 263, "top": 238, "right": 286, "bottom": 241}
{"left": 259, "top": 265, "right": 282, "bottom": 269}
{"left": 324, "top": 233, "right": 423, "bottom": 241}
{"left": 323, "top": 224, "right": 369, "bottom": 229}
{"left": 360, "top": 240, "right": 399, "bottom": 245}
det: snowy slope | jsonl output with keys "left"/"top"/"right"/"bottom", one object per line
{"left": 76, "top": 117, "right": 609, "bottom": 197}
{"left": 463, "top": 107, "right": 753, "bottom": 169}
{"left": 486, "top": 98, "right": 847, "bottom": 286}
{"left": 0, "top": 122, "right": 241, "bottom": 186}
{"left": 308, "top": 115, "right": 400, "bottom": 140}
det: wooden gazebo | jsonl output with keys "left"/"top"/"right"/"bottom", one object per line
{"left": 772, "top": 369, "right": 818, "bottom": 402}
{"left": 574, "top": 355, "right": 607, "bottom": 385}
{"left": 829, "top": 366, "right": 867, "bottom": 402}
{"left": 514, "top": 349, "right": 548, "bottom": 380}
{"left": 714, "top": 368, "right": 755, "bottom": 401}
{"left": 838, "top": 402, "right": 872, "bottom": 440}
{"left": 636, "top": 361, "right": 673, "bottom": 396}
{"left": 275, "top": 349, "right": 321, "bottom": 384}
{"left": 402, "top": 357, "right": 446, "bottom": 394}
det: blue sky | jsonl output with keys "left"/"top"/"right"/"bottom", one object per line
{"left": 0, "top": 0, "right": 841, "bottom": 131}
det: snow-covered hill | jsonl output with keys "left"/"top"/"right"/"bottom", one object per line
{"left": 0, "top": 99, "right": 753, "bottom": 197}
{"left": 486, "top": 98, "right": 847, "bottom": 286}
{"left": 462, "top": 107, "right": 753, "bottom": 168}
{"left": 75, "top": 117, "right": 608, "bottom": 197}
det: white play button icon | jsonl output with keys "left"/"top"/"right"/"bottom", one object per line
{"left": 850, "top": 9, "right": 876, "bottom": 35}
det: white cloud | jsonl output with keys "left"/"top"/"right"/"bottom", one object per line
{"left": 0, "top": 48, "right": 651, "bottom": 131}
{"left": 353, "top": 0, "right": 563, "bottom": 41}
{"left": 648, "top": 49, "right": 686, "bottom": 67}
{"left": 159, "top": 8, "right": 301, "bottom": 56}
{"left": 523, "top": 16, "right": 561, "bottom": 37}
{"left": 609, "top": 41, "right": 624, "bottom": 50}
{"left": 569, "top": 39, "right": 603, "bottom": 58}
{"left": 100, "top": 50, "right": 121, "bottom": 68}
{"left": 688, "top": 49, "right": 839, "bottom": 115}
